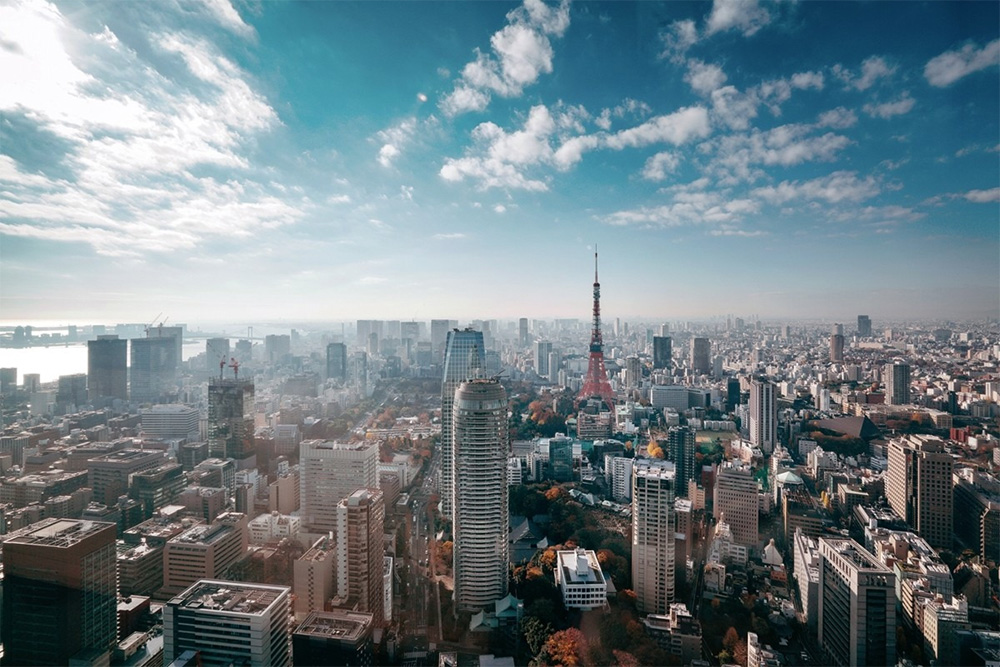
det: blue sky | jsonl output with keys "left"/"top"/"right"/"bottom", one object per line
{"left": 1, "top": 0, "right": 998, "bottom": 324}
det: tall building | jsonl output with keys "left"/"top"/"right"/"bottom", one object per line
{"left": 726, "top": 377, "right": 741, "bottom": 413}
{"left": 88, "top": 335, "right": 127, "bottom": 402}
{"left": 953, "top": 469, "right": 1000, "bottom": 558}
{"left": 56, "top": 372, "right": 88, "bottom": 412}
{"left": 886, "top": 434, "right": 954, "bottom": 549}
{"left": 162, "top": 512, "right": 248, "bottom": 595}
{"left": 141, "top": 404, "right": 200, "bottom": 440}
{"left": 714, "top": 462, "right": 759, "bottom": 546}
{"left": 2, "top": 518, "right": 118, "bottom": 665}
{"left": 818, "top": 537, "right": 896, "bottom": 667}
{"left": 293, "top": 610, "right": 374, "bottom": 667}
{"left": 535, "top": 340, "right": 553, "bottom": 378}
{"left": 299, "top": 440, "right": 378, "bottom": 534}
{"left": 208, "top": 377, "right": 255, "bottom": 465}
{"left": 452, "top": 379, "right": 509, "bottom": 614}
{"left": 857, "top": 315, "right": 872, "bottom": 338}
{"left": 294, "top": 536, "right": 336, "bottom": 618}
{"left": 632, "top": 458, "right": 676, "bottom": 614}
{"left": 579, "top": 251, "right": 616, "bottom": 408}
{"left": 518, "top": 317, "right": 529, "bottom": 347}
{"left": 337, "top": 488, "right": 385, "bottom": 622}
{"left": 440, "top": 328, "right": 486, "bottom": 514}
{"left": 205, "top": 337, "right": 230, "bottom": 372}
{"left": 749, "top": 378, "right": 777, "bottom": 455}
{"left": 830, "top": 334, "right": 845, "bottom": 363}
{"left": 265, "top": 334, "right": 291, "bottom": 363}
{"left": 130, "top": 336, "right": 178, "bottom": 404}
{"left": 326, "top": 342, "right": 347, "bottom": 382}
{"left": 88, "top": 448, "right": 166, "bottom": 506}
{"left": 884, "top": 362, "right": 911, "bottom": 405}
{"left": 431, "top": 319, "right": 451, "bottom": 363}
{"left": 690, "top": 338, "right": 711, "bottom": 375}
{"left": 652, "top": 336, "right": 672, "bottom": 370}
{"left": 164, "top": 580, "right": 291, "bottom": 667}
{"left": 666, "top": 426, "right": 696, "bottom": 498}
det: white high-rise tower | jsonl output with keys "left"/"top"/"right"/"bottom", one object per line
{"left": 632, "top": 458, "right": 676, "bottom": 615}
{"left": 440, "top": 329, "right": 485, "bottom": 515}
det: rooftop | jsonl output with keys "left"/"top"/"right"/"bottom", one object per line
{"left": 5, "top": 518, "right": 115, "bottom": 548}
{"left": 172, "top": 580, "right": 287, "bottom": 616}
{"left": 294, "top": 610, "right": 373, "bottom": 642}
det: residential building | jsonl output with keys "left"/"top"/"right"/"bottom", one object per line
{"left": 886, "top": 434, "right": 954, "bottom": 549}
{"left": 336, "top": 488, "right": 385, "bottom": 623}
{"left": 554, "top": 548, "right": 608, "bottom": 610}
{"left": 666, "top": 425, "right": 696, "bottom": 498}
{"left": 953, "top": 468, "right": 1000, "bottom": 558}
{"left": 632, "top": 458, "right": 676, "bottom": 614}
{"left": 714, "top": 461, "right": 759, "bottom": 547}
{"left": 749, "top": 378, "right": 777, "bottom": 454}
{"left": 884, "top": 362, "right": 911, "bottom": 405}
{"left": 793, "top": 528, "right": 820, "bottom": 629}
{"left": 299, "top": 439, "right": 378, "bottom": 534}
{"left": 642, "top": 603, "right": 701, "bottom": 665}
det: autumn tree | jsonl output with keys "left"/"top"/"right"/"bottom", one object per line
{"left": 541, "top": 628, "right": 587, "bottom": 667}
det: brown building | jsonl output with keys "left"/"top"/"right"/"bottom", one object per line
{"left": 886, "top": 434, "right": 954, "bottom": 549}
{"left": 337, "top": 488, "right": 385, "bottom": 623}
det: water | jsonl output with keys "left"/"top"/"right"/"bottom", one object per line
{"left": 0, "top": 342, "right": 207, "bottom": 385}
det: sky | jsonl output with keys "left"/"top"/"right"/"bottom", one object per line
{"left": 1, "top": 0, "right": 998, "bottom": 325}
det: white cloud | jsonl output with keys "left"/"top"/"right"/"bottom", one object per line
{"left": 417, "top": 92, "right": 428, "bottom": 103}
{"left": 368, "top": 218, "right": 391, "bottom": 231}
{"left": 834, "top": 56, "right": 896, "bottom": 90}
{"left": 326, "top": 194, "right": 352, "bottom": 204}
{"left": 964, "top": 187, "right": 1000, "bottom": 203}
{"left": 378, "top": 144, "right": 401, "bottom": 168}
{"left": 710, "top": 86, "right": 759, "bottom": 131}
{"left": 400, "top": 185, "right": 414, "bottom": 201}
{"left": 552, "top": 135, "right": 601, "bottom": 170}
{"left": 925, "top": 39, "right": 1000, "bottom": 87}
{"left": 659, "top": 19, "right": 699, "bottom": 61}
{"left": 605, "top": 106, "right": 711, "bottom": 150}
{"left": 708, "top": 124, "right": 852, "bottom": 184}
{"left": 605, "top": 190, "right": 760, "bottom": 229}
{"left": 433, "top": 232, "right": 468, "bottom": 240}
{"left": 440, "top": 0, "right": 570, "bottom": 115}
{"left": 863, "top": 94, "right": 915, "bottom": 119}
{"left": 685, "top": 60, "right": 728, "bottom": 96}
{"left": 195, "top": 0, "right": 256, "bottom": 38}
{"left": 752, "top": 171, "right": 880, "bottom": 204}
{"left": 375, "top": 118, "right": 418, "bottom": 167}
{"left": 816, "top": 107, "right": 858, "bottom": 129}
{"left": 641, "top": 152, "right": 681, "bottom": 181}
{"left": 705, "top": 0, "right": 772, "bottom": 37}
{"left": 493, "top": 204, "right": 507, "bottom": 213}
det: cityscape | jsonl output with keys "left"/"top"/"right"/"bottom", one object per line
{"left": 1, "top": 1, "right": 999, "bottom": 667}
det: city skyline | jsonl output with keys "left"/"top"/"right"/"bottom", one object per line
{"left": 1, "top": 0, "right": 998, "bottom": 322}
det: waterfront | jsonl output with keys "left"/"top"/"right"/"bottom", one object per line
{"left": 0, "top": 342, "right": 206, "bottom": 385}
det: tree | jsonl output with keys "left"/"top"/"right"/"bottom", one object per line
{"left": 612, "top": 649, "right": 639, "bottom": 667}
{"left": 542, "top": 628, "right": 587, "bottom": 667}
{"left": 723, "top": 627, "right": 740, "bottom": 652}
{"left": 523, "top": 616, "right": 553, "bottom": 657}
{"left": 647, "top": 441, "right": 665, "bottom": 459}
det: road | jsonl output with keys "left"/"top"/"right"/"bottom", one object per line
{"left": 398, "top": 441, "right": 443, "bottom": 643}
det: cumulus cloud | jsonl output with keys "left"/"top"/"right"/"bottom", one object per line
{"left": 604, "top": 190, "right": 761, "bottom": 229}
{"left": 707, "top": 124, "right": 852, "bottom": 184}
{"left": 685, "top": 60, "right": 728, "bottom": 95}
{"left": 659, "top": 19, "right": 698, "bottom": 61}
{"left": 863, "top": 95, "right": 916, "bottom": 119}
{"left": 705, "top": 0, "right": 772, "bottom": 36}
{"left": 816, "top": 107, "right": 858, "bottom": 129}
{"left": 440, "top": 0, "right": 570, "bottom": 115}
{"left": 925, "top": 39, "right": 1000, "bottom": 87}
{"left": 641, "top": 152, "right": 681, "bottom": 181}
{"left": 375, "top": 118, "right": 417, "bottom": 167}
{"left": 604, "top": 106, "right": 712, "bottom": 150}
{"left": 833, "top": 56, "right": 896, "bottom": 90}
{"left": 751, "top": 171, "right": 880, "bottom": 204}
{"left": 963, "top": 187, "right": 1000, "bottom": 203}
{"left": 195, "top": 0, "right": 256, "bottom": 38}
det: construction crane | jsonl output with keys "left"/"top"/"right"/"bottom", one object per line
{"left": 144, "top": 312, "right": 163, "bottom": 336}
{"left": 219, "top": 357, "right": 227, "bottom": 380}
{"left": 229, "top": 357, "right": 240, "bottom": 380}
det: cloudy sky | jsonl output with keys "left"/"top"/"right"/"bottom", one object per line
{"left": 1, "top": 0, "right": 997, "bottom": 325}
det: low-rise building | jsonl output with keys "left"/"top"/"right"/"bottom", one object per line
{"left": 554, "top": 548, "right": 608, "bottom": 610}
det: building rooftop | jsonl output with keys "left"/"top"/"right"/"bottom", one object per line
{"left": 171, "top": 580, "right": 287, "bottom": 616}
{"left": 633, "top": 458, "right": 676, "bottom": 480}
{"left": 4, "top": 517, "right": 115, "bottom": 548}
{"left": 821, "top": 537, "right": 890, "bottom": 572}
{"left": 294, "top": 609, "right": 373, "bottom": 642}
{"left": 557, "top": 548, "right": 605, "bottom": 585}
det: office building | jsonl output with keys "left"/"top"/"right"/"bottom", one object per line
{"left": 818, "top": 537, "right": 896, "bottom": 667}
{"left": 207, "top": 377, "right": 255, "bottom": 465}
{"left": 884, "top": 362, "right": 911, "bottom": 405}
{"left": 56, "top": 372, "right": 88, "bottom": 412}
{"left": 453, "top": 379, "right": 509, "bottom": 613}
{"left": 293, "top": 610, "right": 374, "bottom": 667}
{"left": 535, "top": 340, "right": 553, "bottom": 378}
{"left": 265, "top": 334, "right": 291, "bottom": 363}
{"left": 2, "top": 519, "right": 118, "bottom": 665}
{"left": 130, "top": 336, "right": 178, "bottom": 404}
{"left": 857, "top": 315, "right": 872, "bottom": 338}
{"left": 294, "top": 535, "right": 336, "bottom": 618}
{"left": 162, "top": 512, "right": 248, "bottom": 595}
{"left": 129, "top": 462, "right": 186, "bottom": 518}
{"left": 749, "top": 378, "right": 777, "bottom": 455}
{"left": 690, "top": 338, "right": 711, "bottom": 374}
{"left": 205, "top": 337, "right": 230, "bottom": 372}
{"left": 830, "top": 333, "right": 845, "bottom": 363}
{"left": 549, "top": 435, "right": 574, "bottom": 483}
{"left": 518, "top": 317, "right": 529, "bottom": 347}
{"left": 632, "top": 458, "right": 676, "bottom": 615}
{"left": 141, "top": 404, "right": 200, "bottom": 440}
{"left": 652, "top": 336, "right": 672, "bottom": 370}
{"left": 326, "top": 342, "right": 347, "bottom": 382}
{"left": 299, "top": 440, "right": 378, "bottom": 534}
{"left": 714, "top": 461, "right": 759, "bottom": 547}
{"left": 886, "top": 434, "right": 954, "bottom": 549}
{"left": 88, "top": 448, "right": 166, "bottom": 506}
{"left": 164, "top": 580, "right": 291, "bottom": 667}
{"left": 953, "top": 468, "right": 1000, "bottom": 558}
{"left": 336, "top": 489, "right": 385, "bottom": 621}
{"left": 0, "top": 367, "right": 15, "bottom": 395}
{"left": 431, "top": 319, "right": 451, "bottom": 362}
{"left": 555, "top": 548, "right": 608, "bottom": 610}
{"left": 441, "top": 328, "right": 486, "bottom": 514}
{"left": 88, "top": 335, "right": 127, "bottom": 402}
{"left": 666, "top": 425, "right": 695, "bottom": 498}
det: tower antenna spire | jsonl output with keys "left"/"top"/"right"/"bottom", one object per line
{"left": 594, "top": 245, "right": 599, "bottom": 283}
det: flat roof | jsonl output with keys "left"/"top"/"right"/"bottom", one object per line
{"left": 5, "top": 518, "right": 115, "bottom": 548}
{"left": 294, "top": 610, "right": 373, "bottom": 642}
{"left": 171, "top": 580, "right": 287, "bottom": 616}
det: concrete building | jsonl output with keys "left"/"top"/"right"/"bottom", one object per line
{"left": 554, "top": 548, "right": 608, "bottom": 610}
{"left": 299, "top": 440, "right": 378, "bottom": 534}
{"left": 793, "top": 528, "right": 820, "bottom": 629}
{"left": 162, "top": 512, "right": 248, "bottom": 595}
{"left": 441, "top": 328, "right": 486, "bottom": 514}
{"left": 605, "top": 455, "right": 633, "bottom": 502}
{"left": 857, "top": 315, "right": 872, "bottom": 338}
{"left": 666, "top": 425, "right": 695, "bottom": 498}
{"left": 953, "top": 468, "right": 1000, "bottom": 558}
{"left": 535, "top": 340, "right": 553, "bottom": 378}
{"left": 884, "top": 362, "right": 911, "bottom": 405}
{"left": 886, "top": 434, "right": 953, "bottom": 549}
{"left": 141, "top": 404, "right": 200, "bottom": 440}
{"left": 207, "top": 377, "right": 255, "bottom": 466}
{"left": 652, "top": 336, "right": 672, "bottom": 370}
{"left": 248, "top": 511, "right": 302, "bottom": 544}
{"left": 453, "top": 379, "right": 509, "bottom": 614}
{"left": 650, "top": 385, "right": 688, "bottom": 411}
{"left": 714, "top": 461, "right": 759, "bottom": 547}
{"left": 205, "top": 338, "right": 230, "bottom": 372}
{"left": 632, "top": 458, "right": 676, "bottom": 615}
{"left": 642, "top": 603, "right": 701, "bottom": 665}
{"left": 336, "top": 488, "right": 385, "bottom": 622}
{"left": 292, "top": 609, "right": 374, "bottom": 667}
{"left": 129, "top": 462, "right": 186, "bottom": 518}
{"left": 164, "top": 580, "right": 291, "bottom": 667}
{"left": 88, "top": 448, "right": 166, "bottom": 506}
{"left": 2, "top": 518, "right": 118, "bottom": 666}
{"left": 830, "top": 333, "right": 845, "bottom": 363}
{"left": 690, "top": 338, "right": 711, "bottom": 374}
{"left": 749, "top": 378, "right": 777, "bottom": 455}
{"left": 818, "top": 537, "right": 896, "bottom": 667}
{"left": 88, "top": 335, "right": 127, "bottom": 402}
{"left": 294, "top": 535, "right": 337, "bottom": 618}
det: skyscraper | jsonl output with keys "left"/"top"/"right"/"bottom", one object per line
{"left": 535, "top": 340, "right": 553, "bottom": 378}
{"left": 518, "top": 317, "right": 529, "bottom": 347}
{"left": 652, "top": 335, "right": 672, "bottom": 370}
{"left": 208, "top": 376, "right": 255, "bottom": 466}
{"left": 830, "top": 333, "right": 845, "bottom": 363}
{"left": 632, "top": 458, "right": 676, "bottom": 614}
{"left": 690, "top": 338, "right": 711, "bottom": 374}
{"left": 884, "top": 362, "right": 911, "bottom": 405}
{"left": 205, "top": 337, "right": 230, "bottom": 372}
{"left": 817, "top": 537, "right": 896, "bottom": 667}
{"left": 440, "top": 328, "right": 485, "bottom": 515}
{"left": 857, "top": 315, "right": 872, "bottom": 338}
{"left": 749, "top": 378, "right": 777, "bottom": 454}
{"left": 299, "top": 440, "right": 378, "bottom": 534}
{"left": 2, "top": 518, "right": 118, "bottom": 665}
{"left": 666, "top": 425, "right": 696, "bottom": 498}
{"left": 337, "top": 488, "right": 385, "bottom": 623}
{"left": 431, "top": 319, "right": 451, "bottom": 363}
{"left": 886, "top": 434, "right": 954, "bottom": 549}
{"left": 88, "top": 335, "right": 127, "bottom": 402}
{"left": 579, "top": 251, "right": 615, "bottom": 408}
{"left": 452, "top": 379, "right": 509, "bottom": 614}
{"left": 130, "top": 336, "right": 178, "bottom": 404}
{"left": 714, "top": 461, "right": 759, "bottom": 546}
{"left": 326, "top": 342, "right": 347, "bottom": 382}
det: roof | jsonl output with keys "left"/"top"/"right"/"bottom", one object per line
{"left": 811, "top": 416, "right": 880, "bottom": 439}
{"left": 776, "top": 471, "right": 804, "bottom": 485}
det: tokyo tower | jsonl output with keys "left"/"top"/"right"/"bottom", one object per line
{"left": 579, "top": 250, "right": 616, "bottom": 408}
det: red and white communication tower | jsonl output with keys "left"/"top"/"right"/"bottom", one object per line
{"left": 578, "top": 249, "right": 616, "bottom": 409}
